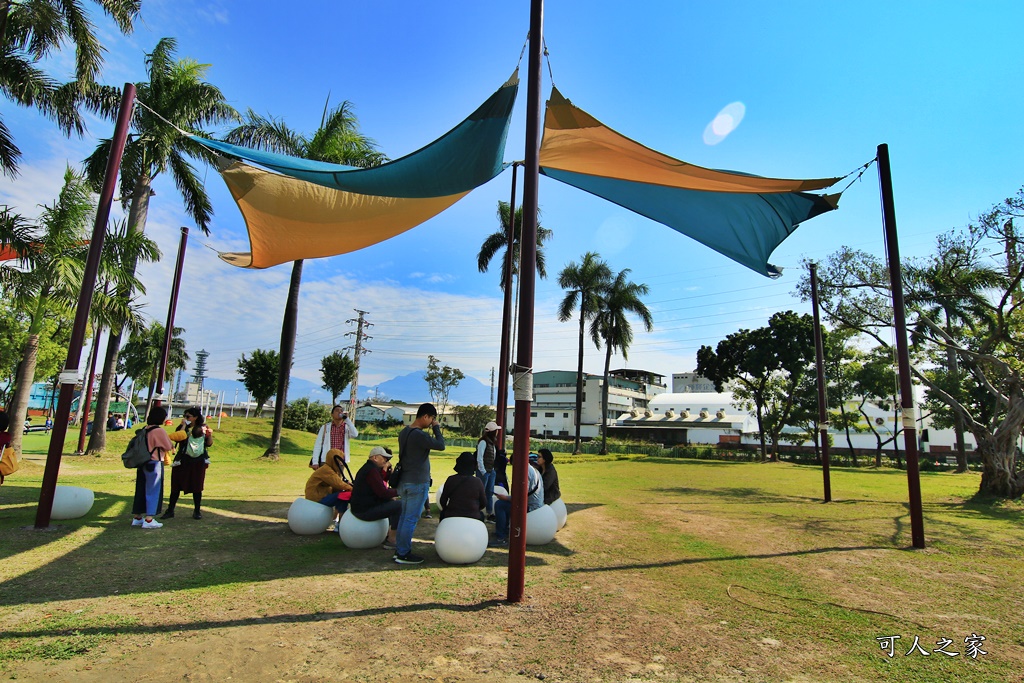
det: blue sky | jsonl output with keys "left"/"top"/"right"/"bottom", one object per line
{"left": 3, "top": 1, "right": 1022, "bottom": 399}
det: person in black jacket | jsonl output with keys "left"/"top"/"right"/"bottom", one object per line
{"left": 536, "top": 448, "right": 561, "bottom": 505}
{"left": 440, "top": 452, "right": 487, "bottom": 522}
{"left": 349, "top": 446, "right": 401, "bottom": 549}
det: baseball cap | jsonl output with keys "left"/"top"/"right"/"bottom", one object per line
{"left": 369, "top": 446, "right": 393, "bottom": 460}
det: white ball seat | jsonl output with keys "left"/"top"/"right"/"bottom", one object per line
{"left": 434, "top": 516, "right": 488, "bottom": 564}
{"left": 525, "top": 504, "right": 558, "bottom": 545}
{"left": 287, "top": 497, "right": 334, "bottom": 535}
{"left": 550, "top": 497, "right": 567, "bottom": 529}
{"left": 51, "top": 486, "right": 94, "bottom": 520}
{"left": 492, "top": 484, "right": 508, "bottom": 510}
{"left": 337, "top": 511, "right": 389, "bottom": 549}
{"left": 435, "top": 481, "right": 445, "bottom": 510}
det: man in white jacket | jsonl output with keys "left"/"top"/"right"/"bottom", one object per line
{"left": 310, "top": 405, "right": 358, "bottom": 469}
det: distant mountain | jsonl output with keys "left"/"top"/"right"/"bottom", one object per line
{"left": 183, "top": 371, "right": 506, "bottom": 407}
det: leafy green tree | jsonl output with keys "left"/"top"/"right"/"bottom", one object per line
{"left": 590, "top": 268, "right": 653, "bottom": 454}
{"left": 424, "top": 354, "right": 463, "bottom": 424}
{"left": 0, "top": 168, "right": 154, "bottom": 453}
{"left": 697, "top": 311, "right": 815, "bottom": 461}
{"left": 320, "top": 350, "right": 356, "bottom": 406}
{"left": 237, "top": 349, "right": 280, "bottom": 417}
{"left": 850, "top": 347, "right": 902, "bottom": 467}
{"left": 557, "top": 252, "right": 612, "bottom": 453}
{"left": 225, "top": 98, "right": 385, "bottom": 459}
{"left": 453, "top": 404, "right": 495, "bottom": 437}
{"left": 83, "top": 37, "right": 236, "bottom": 454}
{"left": 283, "top": 397, "right": 331, "bottom": 434}
{"left": 476, "top": 200, "right": 552, "bottom": 289}
{"left": 0, "top": 0, "right": 140, "bottom": 176}
{"left": 806, "top": 194, "right": 1024, "bottom": 497}
{"left": 118, "top": 320, "right": 188, "bottom": 415}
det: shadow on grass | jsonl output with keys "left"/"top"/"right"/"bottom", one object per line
{"left": 563, "top": 543, "right": 897, "bottom": 574}
{"left": 236, "top": 432, "right": 306, "bottom": 455}
{"left": 0, "top": 490, "right": 566, "bottom": 606}
{"left": 650, "top": 486, "right": 825, "bottom": 505}
{"left": 0, "top": 598, "right": 510, "bottom": 640}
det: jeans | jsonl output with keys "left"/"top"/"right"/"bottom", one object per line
{"left": 476, "top": 469, "right": 496, "bottom": 514}
{"left": 396, "top": 481, "right": 430, "bottom": 556}
{"left": 494, "top": 499, "right": 512, "bottom": 540}
{"left": 319, "top": 492, "right": 349, "bottom": 516}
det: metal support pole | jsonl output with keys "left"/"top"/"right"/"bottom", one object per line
{"left": 154, "top": 227, "right": 189, "bottom": 408}
{"left": 35, "top": 84, "right": 136, "bottom": 529}
{"left": 809, "top": 263, "right": 832, "bottom": 502}
{"left": 877, "top": 143, "right": 925, "bottom": 549}
{"left": 496, "top": 162, "right": 519, "bottom": 446}
{"left": 507, "top": 0, "right": 543, "bottom": 603}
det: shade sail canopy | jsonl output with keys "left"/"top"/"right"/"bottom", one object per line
{"left": 198, "top": 73, "right": 519, "bottom": 268}
{"left": 539, "top": 88, "right": 841, "bottom": 277}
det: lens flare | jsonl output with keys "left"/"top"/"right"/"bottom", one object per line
{"left": 703, "top": 102, "right": 746, "bottom": 145}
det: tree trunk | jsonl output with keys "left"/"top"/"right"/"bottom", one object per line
{"left": 977, "top": 436, "right": 1024, "bottom": 498}
{"left": 572, "top": 310, "right": 586, "bottom": 454}
{"left": 839, "top": 401, "right": 857, "bottom": 467}
{"left": 7, "top": 332, "right": 40, "bottom": 456}
{"left": 754, "top": 398, "right": 767, "bottom": 462}
{"left": 600, "top": 342, "right": 612, "bottom": 455}
{"left": 945, "top": 343, "right": 968, "bottom": 472}
{"left": 86, "top": 328, "right": 122, "bottom": 454}
{"left": 264, "top": 259, "right": 302, "bottom": 460}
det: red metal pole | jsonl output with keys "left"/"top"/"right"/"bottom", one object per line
{"left": 35, "top": 84, "right": 137, "bottom": 529}
{"left": 507, "top": 0, "right": 543, "bottom": 603}
{"left": 75, "top": 326, "right": 103, "bottom": 455}
{"left": 154, "top": 227, "right": 189, "bottom": 408}
{"left": 495, "top": 162, "right": 519, "bottom": 442}
{"left": 809, "top": 263, "right": 832, "bottom": 502}
{"left": 877, "top": 143, "right": 925, "bottom": 549}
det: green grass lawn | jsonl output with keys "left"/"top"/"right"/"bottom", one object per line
{"left": 1, "top": 417, "right": 1021, "bottom": 682}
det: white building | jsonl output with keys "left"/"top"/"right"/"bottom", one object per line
{"left": 505, "top": 369, "right": 667, "bottom": 439}
{"left": 355, "top": 403, "right": 407, "bottom": 424}
{"left": 672, "top": 372, "right": 717, "bottom": 394}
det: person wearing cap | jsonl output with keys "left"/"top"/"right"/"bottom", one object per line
{"left": 475, "top": 421, "right": 501, "bottom": 521}
{"left": 304, "top": 448, "right": 354, "bottom": 518}
{"left": 310, "top": 405, "right": 358, "bottom": 470}
{"left": 489, "top": 453, "right": 544, "bottom": 547}
{"left": 349, "top": 446, "right": 401, "bottom": 549}
{"left": 393, "top": 402, "right": 445, "bottom": 564}
{"left": 536, "top": 448, "right": 561, "bottom": 505}
{"left": 440, "top": 452, "right": 488, "bottom": 521}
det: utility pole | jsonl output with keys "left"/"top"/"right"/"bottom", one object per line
{"left": 490, "top": 366, "right": 495, "bottom": 406}
{"left": 344, "top": 309, "right": 373, "bottom": 417}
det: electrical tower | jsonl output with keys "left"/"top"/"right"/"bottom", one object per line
{"left": 344, "top": 310, "right": 372, "bottom": 417}
{"left": 192, "top": 349, "right": 210, "bottom": 398}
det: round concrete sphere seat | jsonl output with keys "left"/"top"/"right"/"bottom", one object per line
{"left": 434, "top": 516, "right": 489, "bottom": 564}
{"left": 51, "top": 486, "right": 94, "bottom": 520}
{"left": 525, "top": 504, "right": 558, "bottom": 545}
{"left": 337, "top": 511, "right": 389, "bottom": 549}
{"left": 287, "top": 497, "right": 334, "bottom": 535}
{"left": 550, "top": 497, "right": 568, "bottom": 529}
{"left": 492, "top": 484, "right": 508, "bottom": 510}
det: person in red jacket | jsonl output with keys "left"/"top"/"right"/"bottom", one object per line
{"left": 349, "top": 446, "right": 401, "bottom": 550}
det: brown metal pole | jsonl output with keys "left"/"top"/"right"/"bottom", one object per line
{"left": 507, "top": 0, "right": 543, "bottom": 603}
{"left": 495, "top": 162, "right": 519, "bottom": 442}
{"left": 877, "top": 143, "right": 925, "bottom": 549}
{"left": 35, "top": 83, "right": 137, "bottom": 529}
{"left": 809, "top": 263, "right": 832, "bottom": 502}
{"left": 75, "top": 326, "right": 103, "bottom": 455}
{"left": 154, "top": 227, "right": 189, "bottom": 408}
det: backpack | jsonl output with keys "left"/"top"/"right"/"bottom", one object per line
{"left": 122, "top": 427, "right": 157, "bottom": 468}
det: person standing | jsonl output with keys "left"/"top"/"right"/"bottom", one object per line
{"left": 441, "top": 452, "right": 487, "bottom": 521}
{"left": 475, "top": 421, "right": 500, "bottom": 521}
{"left": 131, "top": 406, "right": 174, "bottom": 529}
{"left": 161, "top": 407, "right": 214, "bottom": 520}
{"left": 536, "top": 448, "right": 561, "bottom": 505}
{"left": 393, "top": 403, "right": 445, "bottom": 564}
{"left": 349, "top": 446, "right": 401, "bottom": 549}
{"left": 310, "top": 405, "right": 358, "bottom": 469}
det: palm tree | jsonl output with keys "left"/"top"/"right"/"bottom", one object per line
{"left": 119, "top": 320, "right": 188, "bottom": 416}
{"left": 0, "top": 0, "right": 140, "bottom": 177}
{"left": 225, "top": 99, "right": 386, "bottom": 460}
{"left": 82, "top": 37, "right": 237, "bottom": 454}
{"left": 477, "top": 200, "right": 552, "bottom": 289}
{"left": 0, "top": 167, "right": 155, "bottom": 455}
{"left": 557, "top": 252, "right": 612, "bottom": 453}
{"left": 590, "top": 269, "right": 653, "bottom": 454}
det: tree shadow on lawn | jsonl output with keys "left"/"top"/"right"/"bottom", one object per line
{"left": 0, "top": 598, "right": 511, "bottom": 640}
{"left": 650, "top": 486, "right": 825, "bottom": 506}
{"left": 236, "top": 432, "right": 306, "bottom": 455}
{"left": 0, "top": 493, "right": 561, "bottom": 607}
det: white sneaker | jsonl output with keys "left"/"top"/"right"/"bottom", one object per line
{"left": 131, "top": 518, "right": 143, "bottom": 527}
{"left": 141, "top": 519, "right": 163, "bottom": 529}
